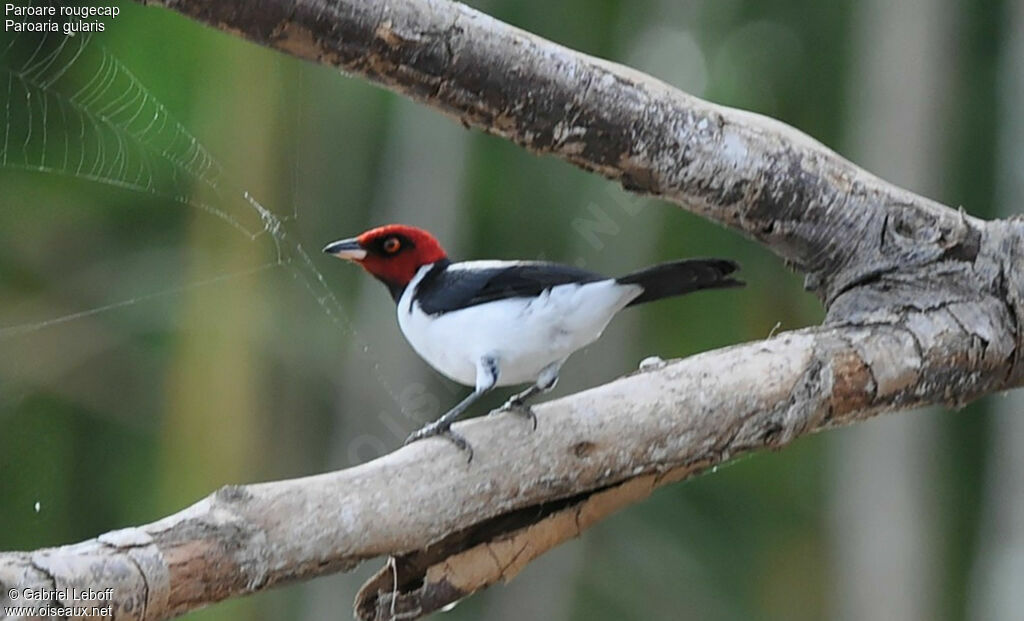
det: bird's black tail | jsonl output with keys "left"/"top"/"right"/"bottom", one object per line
{"left": 617, "top": 258, "right": 743, "bottom": 307}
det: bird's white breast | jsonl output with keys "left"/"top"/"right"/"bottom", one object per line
{"left": 397, "top": 263, "right": 641, "bottom": 387}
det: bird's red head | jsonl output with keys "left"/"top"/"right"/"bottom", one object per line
{"left": 323, "top": 224, "right": 448, "bottom": 294}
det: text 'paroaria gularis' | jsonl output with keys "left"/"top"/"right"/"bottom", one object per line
{"left": 324, "top": 224, "right": 744, "bottom": 460}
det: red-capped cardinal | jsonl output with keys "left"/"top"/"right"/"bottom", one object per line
{"left": 324, "top": 224, "right": 742, "bottom": 460}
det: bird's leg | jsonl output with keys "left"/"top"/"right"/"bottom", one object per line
{"left": 497, "top": 360, "right": 563, "bottom": 430}
{"left": 404, "top": 355, "right": 498, "bottom": 462}
{"left": 499, "top": 385, "right": 542, "bottom": 430}
{"left": 404, "top": 390, "right": 485, "bottom": 457}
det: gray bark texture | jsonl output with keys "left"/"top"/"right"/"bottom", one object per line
{"left": 2, "top": 0, "right": 1022, "bottom": 619}
{"left": 831, "top": 0, "right": 952, "bottom": 618}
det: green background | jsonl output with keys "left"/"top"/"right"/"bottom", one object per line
{"left": 0, "top": 0, "right": 1016, "bottom": 619}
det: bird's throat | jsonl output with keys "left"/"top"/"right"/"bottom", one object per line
{"left": 373, "top": 258, "right": 451, "bottom": 304}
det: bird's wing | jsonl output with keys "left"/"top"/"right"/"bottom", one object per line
{"left": 415, "top": 260, "right": 607, "bottom": 315}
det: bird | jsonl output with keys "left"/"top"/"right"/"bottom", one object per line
{"left": 324, "top": 224, "right": 743, "bottom": 460}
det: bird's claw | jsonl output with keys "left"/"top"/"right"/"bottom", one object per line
{"left": 404, "top": 423, "right": 474, "bottom": 463}
{"left": 497, "top": 399, "right": 538, "bottom": 430}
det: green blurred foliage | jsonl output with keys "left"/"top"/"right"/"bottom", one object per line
{"left": 0, "top": 0, "right": 1008, "bottom": 620}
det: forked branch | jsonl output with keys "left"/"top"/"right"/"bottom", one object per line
{"left": 1, "top": 0, "right": 1021, "bottom": 619}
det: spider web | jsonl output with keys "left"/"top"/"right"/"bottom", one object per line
{"left": 0, "top": 24, "right": 255, "bottom": 235}
{"left": 0, "top": 9, "right": 408, "bottom": 407}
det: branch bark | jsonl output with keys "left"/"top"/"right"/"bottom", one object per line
{"left": 3, "top": 0, "right": 1022, "bottom": 619}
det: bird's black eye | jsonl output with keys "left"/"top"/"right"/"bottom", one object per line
{"left": 383, "top": 237, "right": 401, "bottom": 254}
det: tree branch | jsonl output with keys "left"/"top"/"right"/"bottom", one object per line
{"left": 2, "top": 0, "right": 1021, "bottom": 619}
{"left": 141, "top": 0, "right": 1019, "bottom": 309}
{"left": 2, "top": 322, "right": 984, "bottom": 620}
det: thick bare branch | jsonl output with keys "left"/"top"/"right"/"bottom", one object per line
{"left": 2, "top": 0, "right": 1021, "bottom": 619}
{"left": 141, "top": 0, "right": 1018, "bottom": 309}
{"left": 3, "top": 318, "right": 997, "bottom": 620}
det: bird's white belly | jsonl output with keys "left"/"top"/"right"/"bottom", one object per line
{"left": 397, "top": 278, "right": 640, "bottom": 387}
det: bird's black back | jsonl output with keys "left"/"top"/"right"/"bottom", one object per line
{"left": 414, "top": 261, "right": 606, "bottom": 315}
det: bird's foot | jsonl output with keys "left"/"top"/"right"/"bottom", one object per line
{"left": 496, "top": 398, "right": 537, "bottom": 430}
{"left": 404, "top": 422, "right": 474, "bottom": 463}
